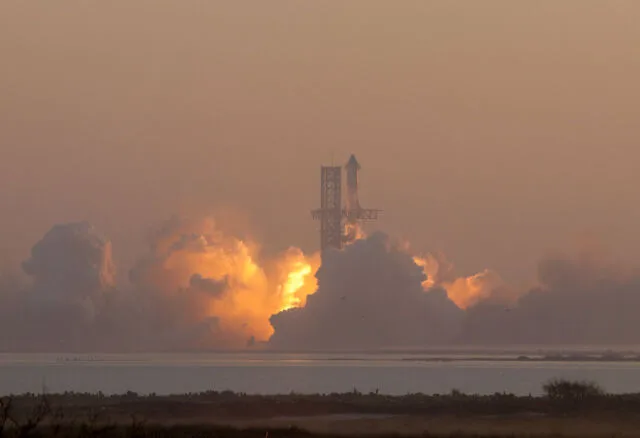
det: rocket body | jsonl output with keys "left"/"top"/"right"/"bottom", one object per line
{"left": 344, "top": 154, "right": 361, "bottom": 216}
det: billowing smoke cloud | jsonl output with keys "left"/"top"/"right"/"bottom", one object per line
{"left": 414, "top": 252, "right": 515, "bottom": 309}
{"left": 0, "top": 218, "right": 321, "bottom": 351}
{"left": 269, "top": 233, "right": 464, "bottom": 350}
{"left": 22, "top": 222, "right": 116, "bottom": 307}
{"left": 128, "top": 216, "right": 319, "bottom": 350}
{"left": 459, "top": 251, "right": 640, "bottom": 344}
{"left": 5, "top": 217, "right": 640, "bottom": 352}
{"left": 0, "top": 222, "right": 118, "bottom": 351}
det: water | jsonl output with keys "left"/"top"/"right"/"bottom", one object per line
{"left": 1, "top": 353, "right": 640, "bottom": 396}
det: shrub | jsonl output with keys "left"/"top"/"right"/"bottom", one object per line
{"left": 543, "top": 379, "right": 604, "bottom": 401}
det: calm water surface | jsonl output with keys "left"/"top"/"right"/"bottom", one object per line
{"left": 1, "top": 353, "right": 639, "bottom": 396}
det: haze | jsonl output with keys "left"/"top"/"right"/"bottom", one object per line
{"left": 2, "top": 1, "right": 640, "bottom": 287}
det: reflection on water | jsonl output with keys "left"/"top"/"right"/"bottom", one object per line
{"left": 1, "top": 352, "right": 639, "bottom": 396}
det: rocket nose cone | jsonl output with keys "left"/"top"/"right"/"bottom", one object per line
{"left": 345, "top": 154, "right": 361, "bottom": 170}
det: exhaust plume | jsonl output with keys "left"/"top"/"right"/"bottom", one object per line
{"left": 21, "top": 221, "right": 116, "bottom": 322}
{"left": 460, "top": 250, "right": 640, "bottom": 344}
{"left": 413, "top": 252, "right": 514, "bottom": 309}
{"left": 22, "top": 222, "right": 116, "bottom": 299}
{"left": 7, "top": 216, "right": 638, "bottom": 351}
{"left": 129, "top": 216, "right": 319, "bottom": 349}
{"left": 0, "top": 222, "right": 118, "bottom": 351}
{"left": 269, "top": 232, "right": 464, "bottom": 350}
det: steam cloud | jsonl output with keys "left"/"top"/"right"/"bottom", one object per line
{"left": 270, "top": 233, "right": 464, "bottom": 350}
{"left": 459, "top": 252, "right": 640, "bottom": 345}
{"left": 2, "top": 218, "right": 640, "bottom": 352}
{"left": 414, "top": 252, "right": 513, "bottom": 309}
{"left": 127, "top": 216, "right": 320, "bottom": 350}
{"left": 0, "top": 222, "right": 117, "bottom": 351}
{"left": 22, "top": 222, "right": 116, "bottom": 303}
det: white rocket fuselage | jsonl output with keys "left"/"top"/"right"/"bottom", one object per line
{"left": 345, "top": 155, "right": 361, "bottom": 216}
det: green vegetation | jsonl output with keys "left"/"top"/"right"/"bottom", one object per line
{"left": 0, "top": 380, "right": 635, "bottom": 437}
{"left": 542, "top": 379, "right": 604, "bottom": 401}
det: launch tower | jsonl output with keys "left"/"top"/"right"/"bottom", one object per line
{"left": 311, "top": 155, "right": 381, "bottom": 251}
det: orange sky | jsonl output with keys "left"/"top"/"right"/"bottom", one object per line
{"left": 1, "top": 1, "right": 640, "bottom": 285}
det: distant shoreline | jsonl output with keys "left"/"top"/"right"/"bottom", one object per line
{"left": 397, "top": 354, "right": 640, "bottom": 363}
{"left": 6, "top": 351, "right": 640, "bottom": 364}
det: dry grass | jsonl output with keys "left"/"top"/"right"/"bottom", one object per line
{"left": 4, "top": 381, "right": 640, "bottom": 437}
{"left": 230, "top": 413, "right": 640, "bottom": 437}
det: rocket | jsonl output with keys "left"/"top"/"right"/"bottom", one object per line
{"left": 344, "top": 154, "right": 361, "bottom": 216}
{"left": 312, "top": 153, "right": 379, "bottom": 251}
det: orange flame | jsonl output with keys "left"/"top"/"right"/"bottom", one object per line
{"left": 276, "top": 248, "right": 321, "bottom": 312}
{"left": 413, "top": 255, "right": 508, "bottom": 309}
{"left": 413, "top": 256, "right": 437, "bottom": 289}
{"left": 343, "top": 222, "right": 368, "bottom": 249}
{"left": 146, "top": 216, "right": 510, "bottom": 346}
{"left": 140, "top": 218, "right": 320, "bottom": 347}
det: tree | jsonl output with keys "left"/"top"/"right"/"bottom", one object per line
{"left": 543, "top": 379, "right": 604, "bottom": 402}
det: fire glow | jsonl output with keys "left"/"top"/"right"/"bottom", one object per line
{"left": 128, "top": 155, "right": 510, "bottom": 348}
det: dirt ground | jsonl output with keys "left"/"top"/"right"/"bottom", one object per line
{"left": 9, "top": 392, "right": 640, "bottom": 437}
{"left": 151, "top": 413, "right": 640, "bottom": 437}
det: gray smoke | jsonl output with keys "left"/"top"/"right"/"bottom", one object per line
{"left": 5, "top": 219, "right": 640, "bottom": 352}
{"left": 127, "top": 217, "right": 258, "bottom": 351}
{"left": 459, "top": 252, "right": 640, "bottom": 344}
{"left": 0, "top": 222, "right": 119, "bottom": 351}
{"left": 269, "top": 232, "right": 464, "bottom": 350}
{"left": 189, "top": 274, "right": 228, "bottom": 296}
{"left": 22, "top": 222, "right": 116, "bottom": 301}
{"left": 0, "top": 220, "right": 237, "bottom": 352}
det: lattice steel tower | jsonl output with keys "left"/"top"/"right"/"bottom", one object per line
{"left": 311, "top": 166, "right": 343, "bottom": 251}
{"left": 311, "top": 155, "right": 380, "bottom": 251}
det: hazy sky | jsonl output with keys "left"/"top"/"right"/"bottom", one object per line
{"left": 2, "top": 1, "right": 640, "bottom": 285}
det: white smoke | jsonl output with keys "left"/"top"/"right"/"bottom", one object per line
{"left": 127, "top": 216, "right": 319, "bottom": 350}
{"left": 5, "top": 218, "right": 640, "bottom": 352}
{"left": 459, "top": 251, "right": 640, "bottom": 344}
{"left": 0, "top": 222, "right": 118, "bottom": 351}
{"left": 414, "top": 251, "right": 513, "bottom": 309}
{"left": 269, "top": 232, "right": 464, "bottom": 350}
{"left": 22, "top": 222, "right": 116, "bottom": 321}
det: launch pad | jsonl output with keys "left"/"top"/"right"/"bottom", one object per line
{"left": 311, "top": 155, "right": 381, "bottom": 251}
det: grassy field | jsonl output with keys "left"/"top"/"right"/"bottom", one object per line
{"left": 3, "top": 381, "right": 640, "bottom": 437}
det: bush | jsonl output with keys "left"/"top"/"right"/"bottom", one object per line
{"left": 543, "top": 379, "right": 604, "bottom": 401}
